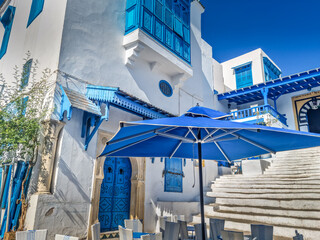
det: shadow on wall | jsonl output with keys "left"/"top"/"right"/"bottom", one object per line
{"left": 57, "top": 159, "right": 91, "bottom": 203}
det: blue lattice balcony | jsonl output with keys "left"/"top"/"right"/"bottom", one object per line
{"left": 123, "top": 0, "right": 193, "bottom": 85}
{"left": 228, "top": 105, "right": 288, "bottom": 127}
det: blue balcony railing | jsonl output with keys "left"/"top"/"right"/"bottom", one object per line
{"left": 228, "top": 105, "right": 287, "bottom": 126}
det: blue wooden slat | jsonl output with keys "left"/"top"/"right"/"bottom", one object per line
{"left": 1, "top": 165, "right": 12, "bottom": 208}
{"left": 27, "top": 0, "right": 44, "bottom": 27}
{"left": 164, "top": 158, "right": 183, "bottom": 192}
{"left": 0, "top": 6, "right": 16, "bottom": 59}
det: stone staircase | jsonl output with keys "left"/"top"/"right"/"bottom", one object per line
{"left": 192, "top": 147, "right": 320, "bottom": 240}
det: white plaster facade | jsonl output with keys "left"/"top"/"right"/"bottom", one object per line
{"left": 0, "top": 0, "right": 319, "bottom": 239}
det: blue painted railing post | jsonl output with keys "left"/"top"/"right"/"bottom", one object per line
{"left": 261, "top": 88, "right": 269, "bottom": 105}
{"left": 274, "top": 98, "right": 278, "bottom": 112}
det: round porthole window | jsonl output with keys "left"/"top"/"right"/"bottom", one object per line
{"left": 159, "top": 80, "right": 173, "bottom": 97}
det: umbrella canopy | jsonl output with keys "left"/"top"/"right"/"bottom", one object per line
{"left": 99, "top": 106, "right": 320, "bottom": 239}
{"left": 100, "top": 108, "right": 320, "bottom": 161}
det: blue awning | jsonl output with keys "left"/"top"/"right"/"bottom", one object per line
{"left": 218, "top": 68, "right": 320, "bottom": 105}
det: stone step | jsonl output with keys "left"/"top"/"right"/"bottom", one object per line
{"left": 208, "top": 192, "right": 320, "bottom": 200}
{"left": 206, "top": 204, "right": 320, "bottom": 220}
{"left": 212, "top": 183, "right": 320, "bottom": 189}
{"left": 222, "top": 220, "right": 320, "bottom": 240}
{"left": 214, "top": 198, "right": 320, "bottom": 210}
{"left": 214, "top": 176, "right": 320, "bottom": 182}
{"left": 193, "top": 212, "right": 320, "bottom": 231}
{"left": 266, "top": 169, "right": 320, "bottom": 175}
{"left": 271, "top": 161, "right": 320, "bottom": 166}
{"left": 213, "top": 180, "right": 320, "bottom": 186}
{"left": 267, "top": 165, "right": 320, "bottom": 171}
{"left": 210, "top": 187, "right": 320, "bottom": 194}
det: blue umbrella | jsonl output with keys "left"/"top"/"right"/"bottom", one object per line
{"left": 100, "top": 106, "right": 320, "bottom": 239}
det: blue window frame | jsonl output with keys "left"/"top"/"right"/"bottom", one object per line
{"left": 234, "top": 62, "right": 253, "bottom": 89}
{"left": 263, "top": 57, "right": 281, "bottom": 82}
{"left": 159, "top": 80, "right": 173, "bottom": 97}
{"left": 164, "top": 158, "right": 183, "bottom": 192}
{"left": 27, "top": 0, "right": 44, "bottom": 27}
{"left": 21, "top": 59, "right": 32, "bottom": 89}
{"left": 125, "top": 0, "right": 191, "bottom": 63}
{"left": 0, "top": 6, "right": 15, "bottom": 59}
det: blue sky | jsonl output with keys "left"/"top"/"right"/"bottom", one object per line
{"left": 200, "top": 0, "right": 320, "bottom": 76}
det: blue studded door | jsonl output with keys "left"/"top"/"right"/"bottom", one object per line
{"left": 98, "top": 157, "right": 132, "bottom": 232}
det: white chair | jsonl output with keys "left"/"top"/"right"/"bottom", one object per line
{"left": 125, "top": 219, "right": 143, "bottom": 233}
{"left": 141, "top": 235, "right": 150, "bottom": 240}
{"left": 163, "top": 222, "right": 180, "bottom": 240}
{"left": 209, "top": 218, "right": 225, "bottom": 240}
{"left": 151, "top": 233, "right": 162, "bottom": 240}
{"left": 251, "top": 224, "right": 273, "bottom": 240}
{"left": 91, "top": 222, "right": 100, "bottom": 240}
{"left": 221, "top": 230, "right": 244, "bottom": 240}
{"left": 55, "top": 234, "right": 79, "bottom": 240}
{"left": 178, "top": 220, "right": 189, "bottom": 240}
{"left": 194, "top": 224, "right": 208, "bottom": 240}
{"left": 119, "top": 226, "right": 133, "bottom": 240}
{"left": 159, "top": 216, "right": 171, "bottom": 232}
{"left": 16, "top": 230, "right": 48, "bottom": 240}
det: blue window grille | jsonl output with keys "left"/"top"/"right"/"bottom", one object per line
{"left": 21, "top": 59, "right": 32, "bottom": 89}
{"left": 0, "top": 6, "right": 15, "bottom": 59}
{"left": 263, "top": 57, "right": 281, "bottom": 82}
{"left": 159, "top": 80, "right": 173, "bottom": 97}
{"left": 27, "top": 0, "right": 44, "bottom": 27}
{"left": 164, "top": 158, "right": 183, "bottom": 192}
{"left": 234, "top": 62, "right": 253, "bottom": 89}
{"left": 125, "top": 0, "right": 191, "bottom": 63}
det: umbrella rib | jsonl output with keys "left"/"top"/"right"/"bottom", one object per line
{"left": 170, "top": 130, "right": 192, "bottom": 158}
{"left": 104, "top": 127, "right": 176, "bottom": 156}
{"left": 202, "top": 128, "right": 219, "bottom": 142}
{"left": 204, "top": 129, "right": 240, "bottom": 143}
{"left": 155, "top": 131, "right": 195, "bottom": 143}
{"left": 107, "top": 126, "right": 170, "bottom": 145}
{"left": 215, "top": 136, "right": 239, "bottom": 142}
{"left": 230, "top": 132, "right": 276, "bottom": 154}
{"left": 188, "top": 127, "right": 199, "bottom": 141}
{"left": 214, "top": 141, "right": 231, "bottom": 163}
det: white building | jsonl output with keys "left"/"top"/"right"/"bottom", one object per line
{"left": 0, "top": 0, "right": 319, "bottom": 239}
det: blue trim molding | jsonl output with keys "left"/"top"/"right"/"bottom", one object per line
{"left": 86, "top": 85, "right": 172, "bottom": 119}
{"left": 0, "top": 6, "right": 15, "bottom": 59}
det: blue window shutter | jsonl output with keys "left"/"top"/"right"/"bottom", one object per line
{"left": 164, "top": 158, "right": 183, "bottom": 192}
{"left": 235, "top": 64, "right": 253, "bottom": 89}
{"left": 21, "top": 59, "right": 33, "bottom": 89}
{"left": 27, "top": 0, "right": 44, "bottom": 27}
{"left": 0, "top": 6, "right": 15, "bottom": 59}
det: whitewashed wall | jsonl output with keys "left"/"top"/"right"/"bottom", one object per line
{"left": 0, "top": 0, "right": 67, "bottom": 85}
{"left": 144, "top": 158, "right": 218, "bottom": 232}
{"left": 221, "top": 49, "right": 281, "bottom": 91}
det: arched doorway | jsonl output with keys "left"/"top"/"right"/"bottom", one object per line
{"left": 98, "top": 157, "right": 132, "bottom": 232}
{"left": 298, "top": 97, "right": 320, "bottom": 132}
{"left": 307, "top": 108, "right": 320, "bottom": 133}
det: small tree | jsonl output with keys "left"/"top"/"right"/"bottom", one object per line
{"left": 0, "top": 53, "right": 51, "bottom": 165}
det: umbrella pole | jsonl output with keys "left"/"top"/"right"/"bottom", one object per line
{"left": 197, "top": 133, "right": 206, "bottom": 240}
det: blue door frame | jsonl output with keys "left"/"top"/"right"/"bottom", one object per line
{"left": 98, "top": 157, "right": 132, "bottom": 232}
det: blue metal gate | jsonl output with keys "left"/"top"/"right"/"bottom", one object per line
{"left": 98, "top": 157, "right": 132, "bottom": 232}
